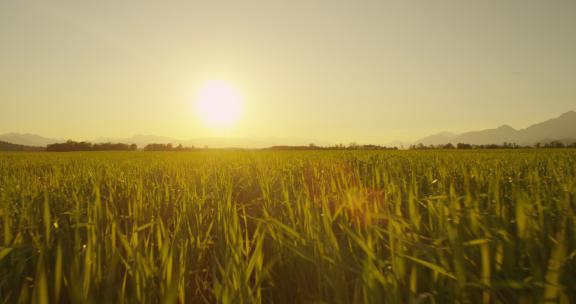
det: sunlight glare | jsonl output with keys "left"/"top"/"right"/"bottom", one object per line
{"left": 195, "top": 80, "right": 243, "bottom": 129}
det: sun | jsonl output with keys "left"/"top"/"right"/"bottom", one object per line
{"left": 195, "top": 80, "right": 243, "bottom": 129}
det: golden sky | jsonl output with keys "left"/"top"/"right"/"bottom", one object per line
{"left": 1, "top": 0, "right": 575, "bottom": 144}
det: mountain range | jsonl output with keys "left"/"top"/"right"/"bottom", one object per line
{"left": 1, "top": 111, "right": 574, "bottom": 148}
{"left": 0, "top": 133, "right": 65, "bottom": 147}
{"left": 415, "top": 111, "right": 576, "bottom": 146}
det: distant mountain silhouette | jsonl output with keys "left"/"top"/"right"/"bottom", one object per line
{"left": 453, "top": 125, "right": 518, "bottom": 145}
{"left": 0, "top": 133, "right": 63, "bottom": 147}
{"left": 517, "top": 111, "right": 576, "bottom": 143}
{"left": 416, "top": 111, "right": 576, "bottom": 145}
{"left": 3, "top": 111, "right": 574, "bottom": 148}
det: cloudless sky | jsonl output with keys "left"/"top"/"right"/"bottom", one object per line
{"left": 1, "top": 0, "right": 575, "bottom": 143}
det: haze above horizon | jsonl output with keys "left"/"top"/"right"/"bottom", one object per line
{"left": 1, "top": 0, "right": 575, "bottom": 143}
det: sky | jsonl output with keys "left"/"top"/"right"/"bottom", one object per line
{"left": 1, "top": 0, "right": 575, "bottom": 144}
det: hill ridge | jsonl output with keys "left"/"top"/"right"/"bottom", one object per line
{"left": 415, "top": 110, "right": 576, "bottom": 145}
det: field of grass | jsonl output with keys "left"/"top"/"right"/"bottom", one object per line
{"left": 0, "top": 150, "right": 575, "bottom": 303}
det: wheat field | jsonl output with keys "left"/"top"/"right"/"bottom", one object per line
{"left": 0, "top": 150, "right": 575, "bottom": 303}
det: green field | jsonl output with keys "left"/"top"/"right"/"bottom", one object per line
{"left": 1, "top": 150, "right": 575, "bottom": 303}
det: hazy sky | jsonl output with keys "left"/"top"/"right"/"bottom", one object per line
{"left": 1, "top": 0, "right": 575, "bottom": 143}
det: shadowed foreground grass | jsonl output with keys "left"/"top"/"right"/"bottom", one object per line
{"left": 0, "top": 150, "right": 575, "bottom": 303}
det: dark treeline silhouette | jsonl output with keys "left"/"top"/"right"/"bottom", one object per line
{"left": 46, "top": 140, "right": 137, "bottom": 152}
{"left": 409, "top": 141, "right": 576, "bottom": 150}
{"left": 0, "top": 141, "right": 44, "bottom": 151}
{"left": 269, "top": 143, "right": 398, "bottom": 150}
{"left": 93, "top": 142, "right": 138, "bottom": 151}
{"left": 35, "top": 140, "right": 576, "bottom": 152}
{"left": 143, "top": 144, "right": 195, "bottom": 151}
{"left": 535, "top": 140, "right": 576, "bottom": 148}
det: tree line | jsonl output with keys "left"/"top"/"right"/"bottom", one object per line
{"left": 269, "top": 143, "right": 399, "bottom": 150}
{"left": 0, "top": 141, "right": 44, "bottom": 152}
{"left": 409, "top": 141, "right": 576, "bottom": 150}
{"left": 33, "top": 139, "right": 576, "bottom": 152}
{"left": 47, "top": 141, "right": 138, "bottom": 152}
{"left": 46, "top": 141, "right": 196, "bottom": 152}
{"left": 142, "top": 144, "right": 195, "bottom": 151}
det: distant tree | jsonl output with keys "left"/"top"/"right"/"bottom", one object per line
{"left": 143, "top": 143, "right": 194, "bottom": 151}
{"left": 47, "top": 140, "right": 92, "bottom": 152}
{"left": 47, "top": 140, "right": 136, "bottom": 152}
{"left": 93, "top": 142, "right": 136, "bottom": 151}
{"left": 501, "top": 142, "right": 520, "bottom": 149}
{"left": 0, "top": 141, "right": 44, "bottom": 151}
{"left": 144, "top": 143, "right": 168, "bottom": 151}
{"left": 544, "top": 140, "right": 565, "bottom": 148}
